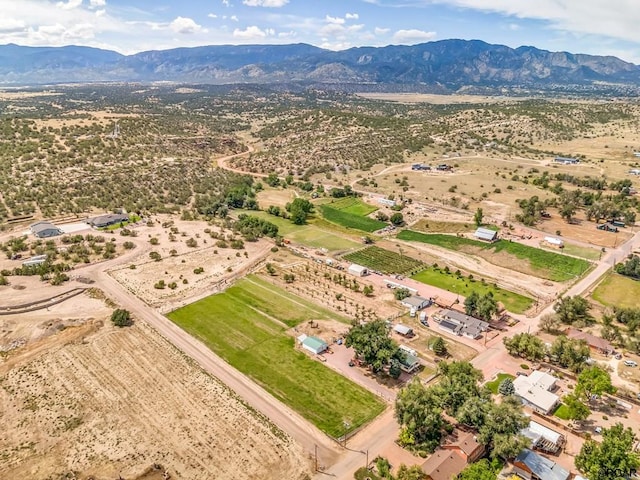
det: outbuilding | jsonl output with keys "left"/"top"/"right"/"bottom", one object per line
{"left": 393, "top": 324, "right": 414, "bottom": 337}
{"left": 87, "top": 213, "right": 130, "bottom": 228}
{"left": 400, "top": 295, "right": 431, "bottom": 310}
{"left": 474, "top": 227, "right": 498, "bottom": 242}
{"left": 30, "top": 221, "right": 63, "bottom": 238}
{"left": 544, "top": 236, "right": 564, "bottom": 248}
{"left": 554, "top": 156, "right": 579, "bottom": 165}
{"left": 297, "top": 334, "right": 328, "bottom": 355}
{"left": 348, "top": 264, "right": 369, "bottom": 277}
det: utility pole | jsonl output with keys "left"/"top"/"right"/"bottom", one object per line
{"left": 315, "top": 444, "right": 318, "bottom": 472}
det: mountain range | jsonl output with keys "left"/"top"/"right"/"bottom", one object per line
{"left": 1, "top": 39, "right": 639, "bottom": 90}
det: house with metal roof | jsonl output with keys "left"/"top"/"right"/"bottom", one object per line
{"left": 520, "top": 420, "right": 565, "bottom": 454}
{"left": 513, "top": 449, "right": 570, "bottom": 480}
{"left": 400, "top": 295, "right": 431, "bottom": 310}
{"left": 86, "top": 213, "right": 129, "bottom": 228}
{"left": 399, "top": 351, "right": 421, "bottom": 374}
{"left": 30, "top": 221, "right": 63, "bottom": 238}
{"left": 554, "top": 156, "right": 580, "bottom": 165}
{"left": 297, "top": 334, "right": 328, "bottom": 355}
{"left": 474, "top": 227, "right": 498, "bottom": 242}
{"left": 433, "top": 309, "right": 489, "bottom": 339}
{"left": 513, "top": 371, "right": 559, "bottom": 414}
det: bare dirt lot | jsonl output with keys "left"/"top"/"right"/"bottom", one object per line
{"left": 0, "top": 294, "right": 309, "bottom": 480}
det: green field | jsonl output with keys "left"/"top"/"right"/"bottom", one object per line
{"left": 398, "top": 230, "right": 590, "bottom": 282}
{"left": 557, "top": 243, "right": 602, "bottom": 261}
{"left": 343, "top": 246, "right": 425, "bottom": 275}
{"left": 485, "top": 373, "right": 515, "bottom": 394}
{"left": 167, "top": 276, "right": 385, "bottom": 437}
{"left": 321, "top": 197, "right": 379, "bottom": 216}
{"left": 237, "top": 210, "right": 360, "bottom": 251}
{"left": 412, "top": 267, "right": 533, "bottom": 314}
{"left": 554, "top": 404, "right": 571, "bottom": 420}
{"left": 592, "top": 273, "right": 640, "bottom": 309}
{"left": 319, "top": 205, "right": 387, "bottom": 233}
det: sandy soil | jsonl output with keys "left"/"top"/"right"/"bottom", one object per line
{"left": 0, "top": 297, "right": 309, "bottom": 480}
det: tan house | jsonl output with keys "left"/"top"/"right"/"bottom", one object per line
{"left": 421, "top": 430, "right": 485, "bottom": 480}
{"left": 565, "top": 328, "right": 613, "bottom": 355}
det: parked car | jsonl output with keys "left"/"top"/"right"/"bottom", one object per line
{"left": 624, "top": 360, "right": 638, "bottom": 367}
{"left": 595, "top": 426, "right": 603, "bottom": 434}
{"left": 516, "top": 371, "right": 527, "bottom": 376}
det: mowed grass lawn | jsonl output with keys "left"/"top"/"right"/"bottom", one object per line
{"left": 412, "top": 267, "right": 533, "bottom": 314}
{"left": 321, "top": 197, "right": 379, "bottom": 216}
{"left": 485, "top": 373, "right": 514, "bottom": 394}
{"left": 398, "top": 230, "right": 590, "bottom": 282}
{"left": 167, "top": 276, "right": 385, "bottom": 437}
{"left": 592, "top": 273, "right": 640, "bottom": 309}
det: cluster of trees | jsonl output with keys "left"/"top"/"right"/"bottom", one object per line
{"left": 503, "top": 332, "right": 590, "bottom": 372}
{"left": 111, "top": 308, "right": 133, "bottom": 327}
{"left": 234, "top": 214, "right": 279, "bottom": 240}
{"left": 345, "top": 319, "right": 402, "bottom": 374}
{"left": 553, "top": 295, "right": 594, "bottom": 327}
{"left": 575, "top": 423, "right": 640, "bottom": 479}
{"left": 464, "top": 291, "right": 499, "bottom": 321}
{"left": 515, "top": 195, "right": 553, "bottom": 226}
{"left": 285, "top": 198, "right": 314, "bottom": 225}
{"left": 395, "top": 361, "right": 529, "bottom": 459}
{"left": 615, "top": 255, "right": 640, "bottom": 280}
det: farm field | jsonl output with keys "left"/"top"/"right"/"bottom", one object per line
{"left": 554, "top": 242, "right": 602, "bottom": 261}
{"left": 398, "top": 230, "right": 590, "bottom": 282}
{"left": 411, "top": 219, "right": 478, "bottom": 234}
{"left": 411, "top": 267, "right": 534, "bottom": 314}
{"left": 591, "top": 273, "right": 640, "bottom": 309}
{"left": 319, "top": 204, "right": 387, "bottom": 233}
{"left": 167, "top": 276, "right": 385, "bottom": 437}
{"left": 319, "top": 197, "right": 378, "bottom": 216}
{"left": 0, "top": 296, "right": 308, "bottom": 480}
{"left": 343, "top": 246, "right": 425, "bottom": 275}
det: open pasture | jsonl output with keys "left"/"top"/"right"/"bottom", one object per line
{"left": 167, "top": 276, "right": 385, "bottom": 437}
{"left": 319, "top": 205, "right": 387, "bottom": 233}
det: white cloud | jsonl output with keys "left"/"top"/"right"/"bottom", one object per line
{"left": 325, "top": 15, "right": 345, "bottom": 25}
{"left": 242, "top": 0, "right": 289, "bottom": 7}
{"left": 374, "top": 27, "right": 390, "bottom": 35}
{"left": 56, "top": 0, "right": 83, "bottom": 10}
{"left": 208, "top": 13, "right": 218, "bottom": 19}
{"left": 392, "top": 29, "right": 437, "bottom": 43}
{"left": 169, "top": 17, "right": 205, "bottom": 35}
{"left": 230, "top": 15, "right": 239, "bottom": 22}
{"left": 89, "top": 0, "right": 105, "bottom": 6}
{"left": 233, "top": 25, "right": 275, "bottom": 39}
{"left": 95, "top": 9, "right": 105, "bottom": 17}
{"left": 345, "top": 13, "right": 359, "bottom": 20}
{"left": 222, "top": 0, "right": 231, "bottom": 6}
{"left": 0, "top": 18, "right": 26, "bottom": 33}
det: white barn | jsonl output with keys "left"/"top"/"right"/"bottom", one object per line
{"left": 348, "top": 264, "right": 369, "bottom": 277}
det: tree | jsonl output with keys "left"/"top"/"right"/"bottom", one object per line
{"left": 363, "top": 285, "right": 374, "bottom": 297}
{"left": 503, "top": 333, "right": 546, "bottom": 361}
{"left": 498, "top": 377, "right": 515, "bottom": 396}
{"left": 389, "top": 359, "right": 402, "bottom": 379}
{"left": 286, "top": 198, "right": 314, "bottom": 225}
{"left": 465, "top": 291, "right": 498, "bottom": 321}
{"left": 431, "top": 336, "right": 447, "bottom": 357}
{"left": 390, "top": 212, "right": 404, "bottom": 226}
{"left": 539, "top": 313, "right": 561, "bottom": 333}
{"left": 456, "top": 396, "right": 490, "bottom": 430}
{"left": 549, "top": 336, "right": 590, "bottom": 372}
{"left": 395, "top": 378, "right": 446, "bottom": 453}
{"left": 562, "top": 393, "right": 591, "bottom": 422}
{"left": 575, "top": 423, "right": 640, "bottom": 480}
{"left": 394, "top": 288, "right": 411, "bottom": 301}
{"left": 345, "top": 319, "right": 400, "bottom": 372}
{"left": 435, "top": 361, "right": 485, "bottom": 417}
{"left": 395, "top": 464, "right": 426, "bottom": 480}
{"left": 474, "top": 207, "right": 484, "bottom": 227}
{"left": 575, "top": 365, "right": 616, "bottom": 402}
{"left": 458, "top": 459, "right": 503, "bottom": 480}
{"left": 478, "top": 396, "right": 529, "bottom": 459}
{"left": 554, "top": 296, "right": 594, "bottom": 326}
{"left": 111, "top": 308, "right": 132, "bottom": 327}
{"left": 265, "top": 263, "right": 276, "bottom": 275}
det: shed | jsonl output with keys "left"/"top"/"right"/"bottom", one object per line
{"left": 348, "top": 264, "right": 369, "bottom": 277}
{"left": 474, "top": 227, "right": 498, "bottom": 242}
{"left": 393, "top": 324, "right": 414, "bottom": 337}
{"left": 298, "top": 335, "right": 328, "bottom": 355}
{"left": 400, "top": 295, "right": 431, "bottom": 310}
{"left": 30, "top": 221, "right": 63, "bottom": 238}
{"left": 544, "top": 236, "right": 564, "bottom": 247}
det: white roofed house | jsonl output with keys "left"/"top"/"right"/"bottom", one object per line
{"left": 474, "top": 227, "right": 498, "bottom": 242}
{"left": 513, "top": 371, "right": 559, "bottom": 415}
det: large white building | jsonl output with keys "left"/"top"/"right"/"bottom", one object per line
{"left": 513, "top": 371, "right": 559, "bottom": 414}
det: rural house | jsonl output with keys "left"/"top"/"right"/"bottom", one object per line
{"left": 87, "top": 213, "right": 130, "bottom": 228}
{"left": 347, "top": 264, "right": 369, "bottom": 277}
{"left": 513, "top": 371, "right": 559, "bottom": 415}
{"left": 512, "top": 448, "right": 570, "bottom": 480}
{"left": 297, "top": 335, "right": 328, "bottom": 355}
{"left": 400, "top": 295, "right": 431, "bottom": 310}
{"left": 474, "top": 227, "right": 498, "bottom": 242}
{"left": 520, "top": 420, "right": 565, "bottom": 454}
{"left": 565, "top": 328, "right": 613, "bottom": 355}
{"left": 432, "top": 309, "right": 489, "bottom": 339}
{"left": 421, "top": 430, "right": 485, "bottom": 480}
{"left": 30, "top": 221, "right": 63, "bottom": 238}
{"left": 553, "top": 156, "right": 579, "bottom": 165}
{"left": 398, "top": 349, "right": 421, "bottom": 374}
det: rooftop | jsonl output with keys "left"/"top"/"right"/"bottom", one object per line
{"left": 421, "top": 449, "right": 467, "bottom": 480}
{"left": 474, "top": 227, "right": 498, "bottom": 241}
{"left": 401, "top": 295, "right": 430, "bottom": 308}
{"left": 566, "top": 328, "right": 613, "bottom": 352}
{"left": 515, "top": 449, "right": 570, "bottom": 480}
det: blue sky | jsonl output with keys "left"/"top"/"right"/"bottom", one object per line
{"left": 2, "top": 0, "right": 640, "bottom": 63}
